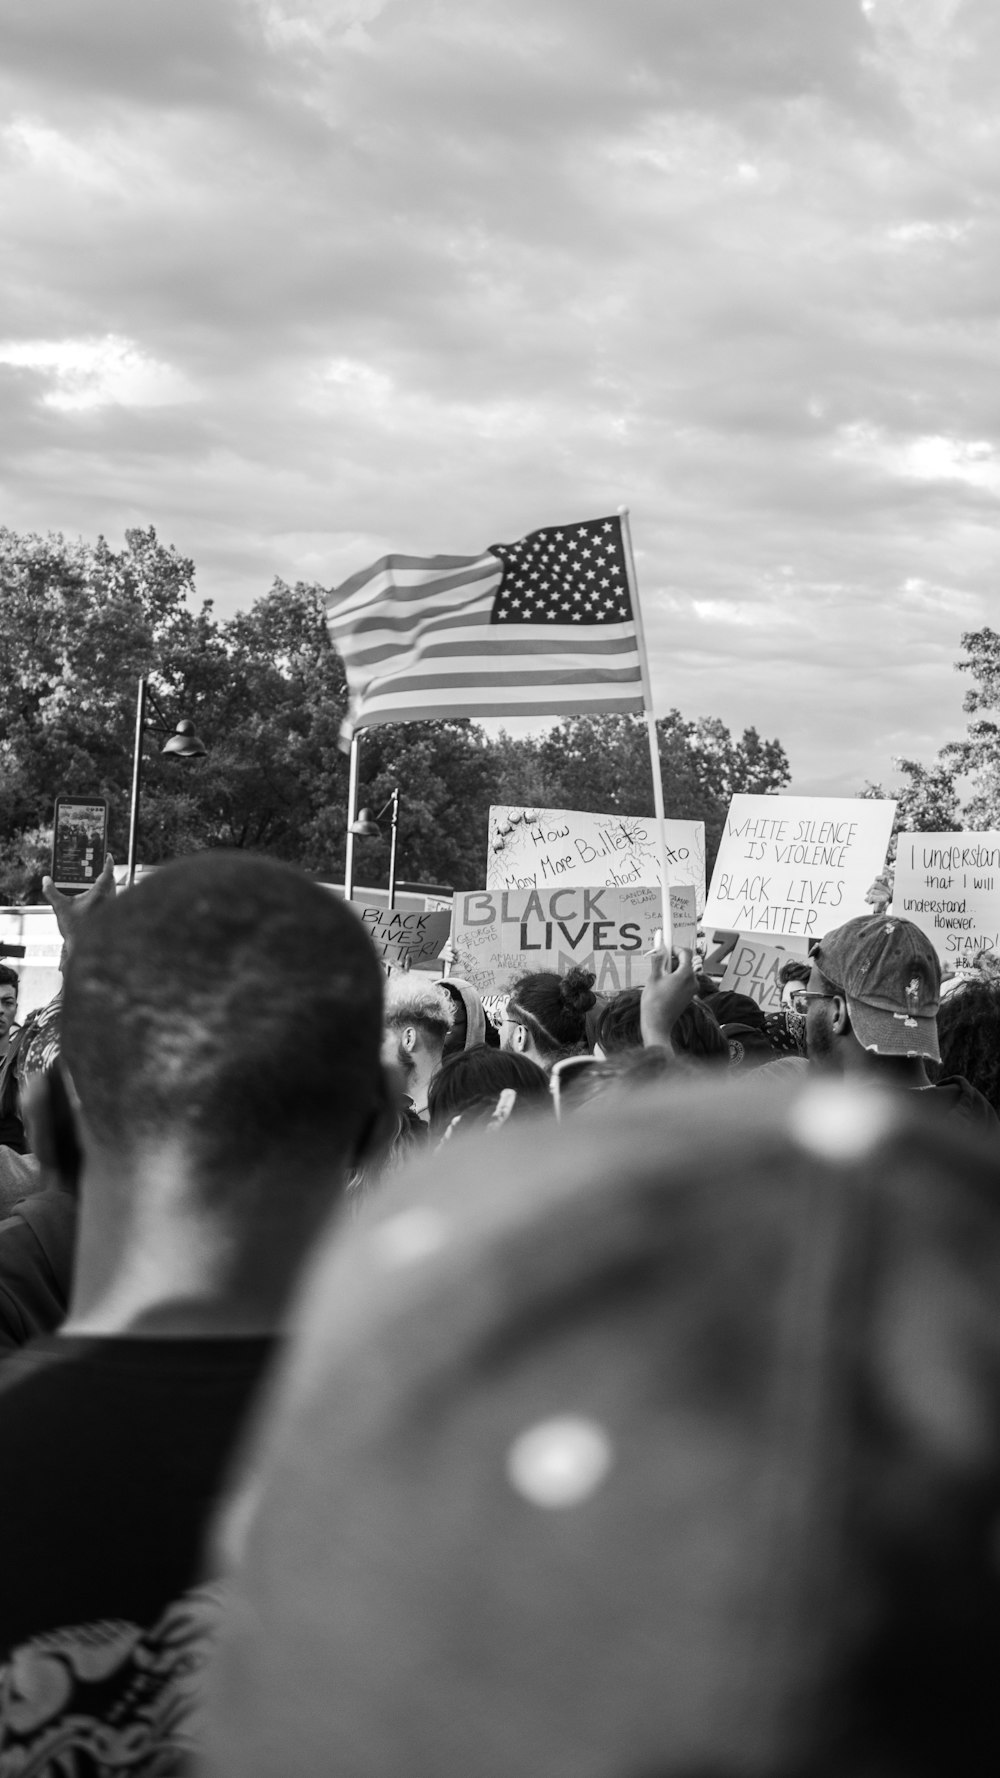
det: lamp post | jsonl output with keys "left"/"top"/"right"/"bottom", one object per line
{"left": 349, "top": 788, "right": 400, "bottom": 908}
{"left": 126, "top": 675, "right": 207, "bottom": 885}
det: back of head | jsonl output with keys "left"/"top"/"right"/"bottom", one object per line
{"left": 426, "top": 1045, "right": 551, "bottom": 1136}
{"left": 936, "top": 978, "right": 1000, "bottom": 1111}
{"left": 203, "top": 1079, "right": 1000, "bottom": 1776}
{"left": 594, "top": 987, "right": 642, "bottom": 1054}
{"left": 508, "top": 964, "right": 596, "bottom": 1059}
{"left": 777, "top": 958, "right": 811, "bottom": 989}
{"left": 383, "top": 976, "right": 454, "bottom": 1048}
{"left": 708, "top": 989, "right": 769, "bottom": 1034}
{"left": 61, "top": 852, "right": 384, "bottom": 1184}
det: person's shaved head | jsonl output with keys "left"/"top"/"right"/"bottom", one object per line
{"left": 61, "top": 852, "right": 384, "bottom": 1185}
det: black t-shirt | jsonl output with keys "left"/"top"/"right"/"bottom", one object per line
{"left": 0, "top": 1333, "right": 275, "bottom": 1770}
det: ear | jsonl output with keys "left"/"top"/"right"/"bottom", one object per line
{"left": 511, "top": 1022, "right": 527, "bottom": 1054}
{"left": 830, "top": 993, "right": 851, "bottom": 1038}
{"left": 401, "top": 1025, "right": 419, "bottom": 1056}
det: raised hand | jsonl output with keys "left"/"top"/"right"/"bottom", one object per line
{"left": 42, "top": 854, "right": 117, "bottom": 958}
{"left": 640, "top": 946, "right": 697, "bottom": 1053}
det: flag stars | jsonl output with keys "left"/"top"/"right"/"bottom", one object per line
{"left": 490, "top": 517, "right": 631, "bottom": 628}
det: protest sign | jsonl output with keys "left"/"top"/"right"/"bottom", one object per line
{"left": 450, "top": 884, "right": 697, "bottom": 997}
{"left": 719, "top": 938, "right": 794, "bottom": 1011}
{"left": 703, "top": 795, "right": 896, "bottom": 945}
{"left": 893, "top": 832, "right": 1000, "bottom": 963}
{"left": 352, "top": 904, "right": 452, "bottom": 971}
{"left": 487, "top": 805, "right": 706, "bottom": 912}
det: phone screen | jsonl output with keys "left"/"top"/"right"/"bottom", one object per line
{"left": 52, "top": 797, "right": 110, "bottom": 891}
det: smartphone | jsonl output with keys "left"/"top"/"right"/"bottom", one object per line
{"left": 52, "top": 797, "right": 110, "bottom": 891}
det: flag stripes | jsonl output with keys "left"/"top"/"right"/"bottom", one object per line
{"left": 326, "top": 518, "right": 645, "bottom": 735}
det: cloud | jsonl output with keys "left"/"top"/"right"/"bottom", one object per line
{"left": 0, "top": 0, "right": 996, "bottom": 803}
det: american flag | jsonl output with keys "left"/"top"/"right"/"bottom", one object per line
{"left": 326, "top": 515, "right": 646, "bottom": 737}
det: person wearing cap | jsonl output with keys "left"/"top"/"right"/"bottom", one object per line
{"left": 804, "top": 914, "right": 999, "bottom": 1127}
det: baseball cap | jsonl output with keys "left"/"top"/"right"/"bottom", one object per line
{"left": 812, "top": 914, "right": 941, "bottom": 1062}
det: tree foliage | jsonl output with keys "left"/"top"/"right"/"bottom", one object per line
{"left": 0, "top": 525, "right": 792, "bottom": 900}
{"left": 861, "top": 627, "right": 1000, "bottom": 844}
{"left": 530, "top": 712, "right": 790, "bottom": 860}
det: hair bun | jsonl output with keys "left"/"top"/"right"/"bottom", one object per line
{"left": 560, "top": 966, "right": 597, "bottom": 1016}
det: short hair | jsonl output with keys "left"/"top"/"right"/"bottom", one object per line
{"left": 0, "top": 964, "right": 18, "bottom": 997}
{"left": 61, "top": 852, "right": 384, "bottom": 1182}
{"left": 777, "top": 958, "right": 811, "bottom": 988}
{"left": 383, "top": 977, "right": 454, "bottom": 1047}
{"left": 595, "top": 989, "right": 642, "bottom": 1054}
{"left": 507, "top": 965, "right": 596, "bottom": 1059}
{"left": 936, "top": 981, "right": 1000, "bottom": 1112}
{"left": 426, "top": 1045, "right": 551, "bottom": 1135}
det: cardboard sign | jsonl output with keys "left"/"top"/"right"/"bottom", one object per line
{"left": 719, "top": 938, "right": 795, "bottom": 1011}
{"left": 893, "top": 832, "right": 1000, "bottom": 962}
{"left": 703, "top": 795, "right": 896, "bottom": 945}
{"left": 353, "top": 905, "right": 452, "bottom": 971}
{"left": 450, "top": 884, "right": 697, "bottom": 997}
{"left": 488, "top": 806, "right": 706, "bottom": 913}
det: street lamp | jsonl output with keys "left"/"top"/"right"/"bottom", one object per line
{"left": 126, "top": 676, "right": 207, "bottom": 885}
{"left": 349, "top": 787, "right": 400, "bottom": 908}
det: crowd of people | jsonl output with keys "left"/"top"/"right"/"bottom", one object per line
{"left": 0, "top": 849, "right": 997, "bottom": 1774}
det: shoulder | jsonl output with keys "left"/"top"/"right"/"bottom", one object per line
{"left": 930, "top": 1076, "right": 1000, "bottom": 1128}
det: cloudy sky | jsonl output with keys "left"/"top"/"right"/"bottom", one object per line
{"left": 1, "top": 0, "right": 997, "bottom": 798}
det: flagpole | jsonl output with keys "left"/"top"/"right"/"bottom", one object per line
{"left": 617, "top": 507, "right": 673, "bottom": 960}
{"left": 344, "top": 728, "right": 362, "bottom": 901}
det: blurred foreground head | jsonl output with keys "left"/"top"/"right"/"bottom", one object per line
{"left": 204, "top": 1079, "right": 1000, "bottom": 1776}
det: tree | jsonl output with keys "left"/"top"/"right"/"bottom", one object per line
{"left": 0, "top": 530, "right": 354, "bottom": 898}
{"left": 529, "top": 711, "right": 790, "bottom": 866}
{"left": 861, "top": 758, "right": 962, "bottom": 857}
{"left": 0, "top": 525, "right": 793, "bottom": 900}
{"left": 947, "top": 627, "right": 1000, "bottom": 829}
{"left": 859, "top": 627, "right": 1000, "bottom": 845}
{"left": 0, "top": 526, "right": 210, "bottom": 899}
